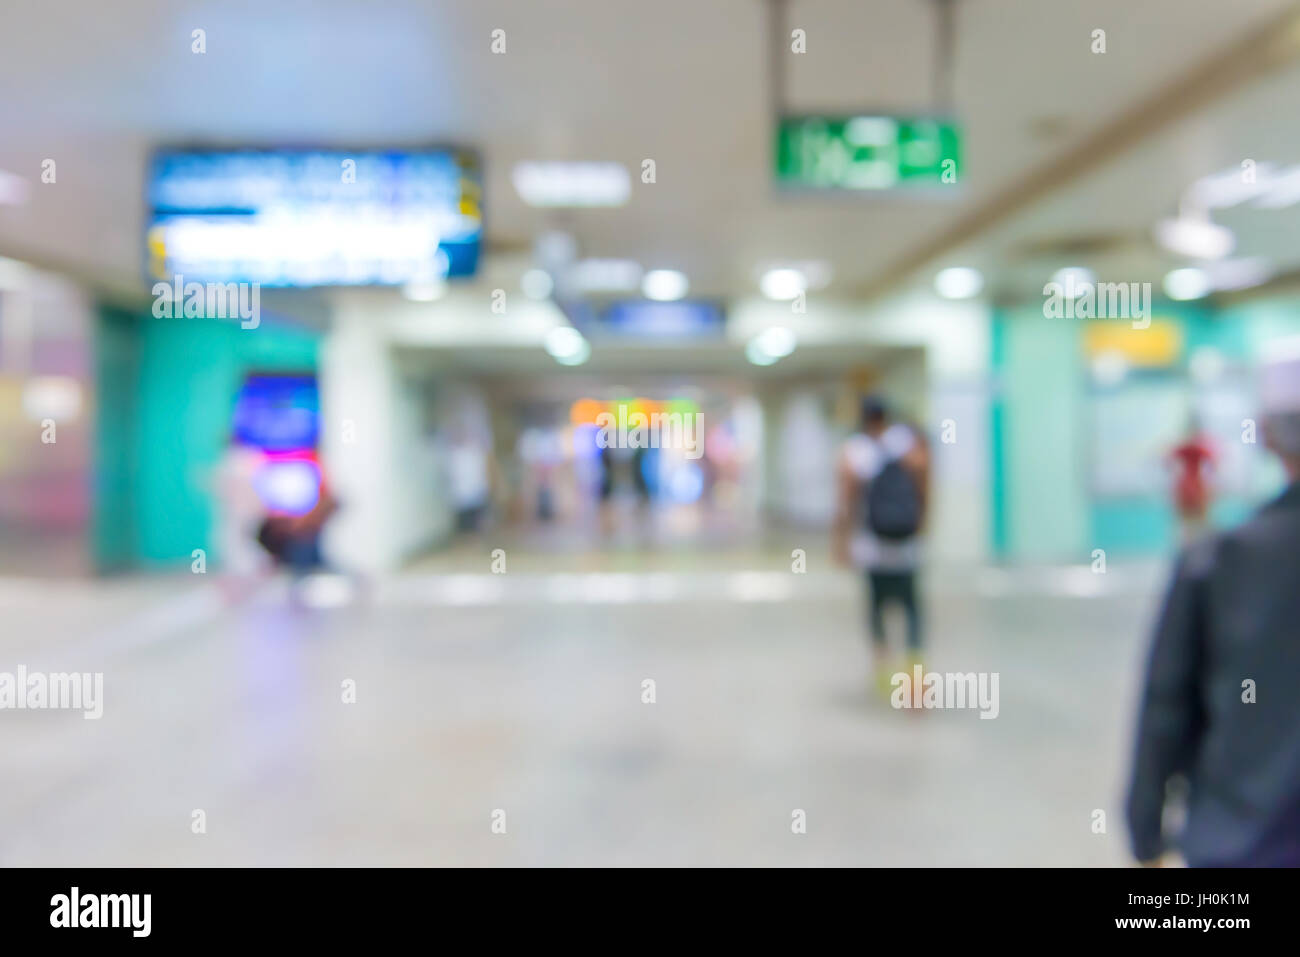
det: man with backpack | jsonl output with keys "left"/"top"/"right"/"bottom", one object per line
{"left": 833, "top": 396, "right": 930, "bottom": 690}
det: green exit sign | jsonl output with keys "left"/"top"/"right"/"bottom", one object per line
{"left": 775, "top": 115, "right": 961, "bottom": 190}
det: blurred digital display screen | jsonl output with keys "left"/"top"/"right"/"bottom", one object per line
{"left": 146, "top": 149, "right": 482, "bottom": 286}
{"left": 232, "top": 374, "right": 319, "bottom": 452}
{"left": 601, "top": 300, "right": 724, "bottom": 338}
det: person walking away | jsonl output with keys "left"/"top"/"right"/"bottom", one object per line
{"left": 834, "top": 396, "right": 930, "bottom": 696}
{"left": 1127, "top": 338, "right": 1300, "bottom": 867}
{"left": 448, "top": 428, "right": 491, "bottom": 535}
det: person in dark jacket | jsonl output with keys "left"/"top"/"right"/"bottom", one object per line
{"left": 1126, "top": 338, "right": 1300, "bottom": 866}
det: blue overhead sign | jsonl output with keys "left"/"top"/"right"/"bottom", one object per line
{"left": 146, "top": 149, "right": 482, "bottom": 287}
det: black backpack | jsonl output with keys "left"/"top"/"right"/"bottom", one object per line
{"left": 866, "top": 457, "right": 922, "bottom": 540}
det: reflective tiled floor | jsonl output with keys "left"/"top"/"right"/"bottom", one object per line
{"left": 0, "top": 545, "right": 1168, "bottom": 866}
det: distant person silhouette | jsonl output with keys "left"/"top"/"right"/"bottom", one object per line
{"left": 834, "top": 396, "right": 930, "bottom": 692}
{"left": 1168, "top": 417, "right": 1217, "bottom": 545}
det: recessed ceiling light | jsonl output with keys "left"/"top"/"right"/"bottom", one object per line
{"left": 1154, "top": 216, "right": 1234, "bottom": 260}
{"left": 755, "top": 326, "right": 797, "bottom": 359}
{"left": 1204, "top": 258, "right": 1273, "bottom": 292}
{"left": 555, "top": 340, "right": 591, "bottom": 366}
{"left": 760, "top": 268, "right": 806, "bottom": 300}
{"left": 1051, "top": 266, "right": 1095, "bottom": 294}
{"left": 521, "top": 269, "right": 554, "bottom": 300}
{"left": 544, "top": 326, "right": 587, "bottom": 360}
{"left": 934, "top": 267, "right": 984, "bottom": 299}
{"left": 745, "top": 339, "right": 779, "bottom": 366}
{"left": 642, "top": 269, "right": 688, "bottom": 301}
{"left": 1163, "top": 267, "right": 1212, "bottom": 301}
{"left": 512, "top": 161, "right": 630, "bottom": 208}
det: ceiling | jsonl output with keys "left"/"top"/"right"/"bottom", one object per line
{"left": 1, "top": 0, "right": 1298, "bottom": 303}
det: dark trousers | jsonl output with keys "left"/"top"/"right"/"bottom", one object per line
{"left": 867, "top": 570, "right": 921, "bottom": 651}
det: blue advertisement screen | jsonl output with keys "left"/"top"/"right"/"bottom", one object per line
{"left": 232, "top": 374, "right": 319, "bottom": 452}
{"left": 147, "top": 149, "right": 482, "bottom": 286}
{"left": 601, "top": 300, "right": 725, "bottom": 339}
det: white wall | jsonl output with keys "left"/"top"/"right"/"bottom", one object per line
{"left": 319, "top": 311, "right": 451, "bottom": 574}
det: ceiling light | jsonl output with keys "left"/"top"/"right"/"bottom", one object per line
{"left": 934, "top": 267, "right": 984, "bottom": 299}
{"left": 544, "top": 326, "right": 587, "bottom": 360}
{"left": 555, "top": 339, "right": 591, "bottom": 366}
{"left": 755, "top": 326, "right": 797, "bottom": 359}
{"left": 1250, "top": 166, "right": 1300, "bottom": 209}
{"left": 521, "top": 268, "right": 554, "bottom": 300}
{"left": 1163, "top": 267, "right": 1212, "bottom": 301}
{"left": 642, "top": 269, "right": 688, "bottom": 301}
{"left": 570, "top": 258, "right": 643, "bottom": 293}
{"left": 1154, "top": 216, "right": 1234, "bottom": 260}
{"left": 512, "top": 161, "right": 630, "bottom": 207}
{"left": 1186, "top": 165, "right": 1277, "bottom": 210}
{"left": 760, "top": 268, "right": 807, "bottom": 300}
{"left": 1051, "top": 266, "right": 1095, "bottom": 295}
{"left": 1204, "top": 258, "right": 1273, "bottom": 292}
{"left": 745, "top": 339, "right": 779, "bottom": 366}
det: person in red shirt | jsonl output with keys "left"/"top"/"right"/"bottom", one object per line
{"left": 1168, "top": 420, "right": 1216, "bottom": 544}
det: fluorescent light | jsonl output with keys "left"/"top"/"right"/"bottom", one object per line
{"left": 1184, "top": 162, "right": 1300, "bottom": 211}
{"left": 544, "top": 326, "right": 587, "bottom": 360}
{"left": 934, "top": 267, "right": 983, "bottom": 299}
{"left": 1051, "top": 267, "right": 1095, "bottom": 296}
{"left": 755, "top": 326, "right": 797, "bottom": 358}
{"left": 555, "top": 340, "right": 591, "bottom": 366}
{"left": 570, "top": 258, "right": 643, "bottom": 293}
{"left": 1204, "top": 258, "right": 1273, "bottom": 292}
{"left": 760, "top": 268, "right": 806, "bottom": 300}
{"left": 745, "top": 339, "right": 779, "bottom": 366}
{"left": 512, "top": 161, "right": 630, "bottom": 208}
{"left": 642, "top": 269, "right": 688, "bottom": 301}
{"left": 521, "top": 268, "right": 554, "bottom": 300}
{"left": 1250, "top": 166, "right": 1300, "bottom": 209}
{"left": 1186, "top": 165, "right": 1277, "bottom": 210}
{"left": 1154, "top": 216, "right": 1234, "bottom": 260}
{"left": 1163, "top": 267, "right": 1212, "bottom": 301}
{"left": 402, "top": 279, "right": 446, "bottom": 301}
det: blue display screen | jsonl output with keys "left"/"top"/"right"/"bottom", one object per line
{"left": 147, "top": 149, "right": 482, "bottom": 286}
{"left": 232, "top": 374, "right": 319, "bottom": 452}
{"left": 600, "top": 300, "right": 725, "bottom": 339}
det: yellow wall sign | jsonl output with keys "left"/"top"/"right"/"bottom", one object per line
{"left": 1083, "top": 319, "right": 1183, "bottom": 367}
